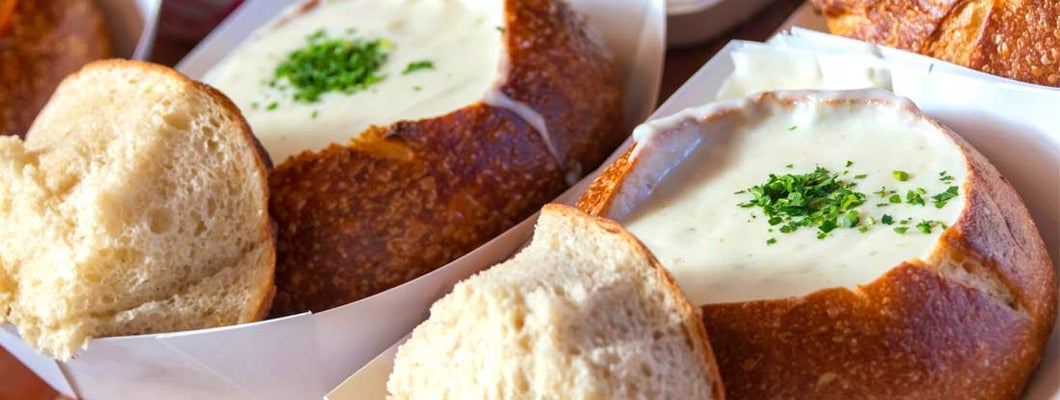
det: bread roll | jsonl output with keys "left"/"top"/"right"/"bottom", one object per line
{"left": 0, "top": 0, "right": 111, "bottom": 137}
{"left": 811, "top": 0, "right": 1060, "bottom": 86}
{"left": 387, "top": 204, "right": 723, "bottom": 399}
{"left": 0, "top": 60, "right": 276, "bottom": 360}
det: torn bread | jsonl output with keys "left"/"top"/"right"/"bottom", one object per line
{"left": 387, "top": 204, "right": 723, "bottom": 400}
{"left": 0, "top": 60, "right": 275, "bottom": 360}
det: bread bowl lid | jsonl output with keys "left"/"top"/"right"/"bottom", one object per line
{"left": 0, "top": 0, "right": 666, "bottom": 398}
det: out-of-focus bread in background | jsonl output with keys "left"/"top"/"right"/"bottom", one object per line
{"left": 0, "top": 0, "right": 111, "bottom": 137}
{"left": 812, "top": 0, "right": 1059, "bottom": 86}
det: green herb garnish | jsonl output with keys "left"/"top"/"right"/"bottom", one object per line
{"left": 874, "top": 186, "right": 896, "bottom": 197}
{"left": 402, "top": 60, "right": 434, "bottom": 74}
{"left": 893, "top": 170, "right": 910, "bottom": 181}
{"left": 888, "top": 194, "right": 902, "bottom": 204}
{"left": 894, "top": 226, "right": 909, "bottom": 234}
{"left": 931, "top": 186, "right": 959, "bottom": 208}
{"left": 737, "top": 166, "right": 867, "bottom": 238}
{"left": 265, "top": 101, "right": 278, "bottom": 111}
{"left": 766, "top": 238, "right": 777, "bottom": 245}
{"left": 270, "top": 29, "right": 390, "bottom": 103}
{"left": 881, "top": 214, "right": 894, "bottom": 225}
{"left": 906, "top": 188, "right": 927, "bottom": 206}
{"left": 939, "top": 171, "right": 955, "bottom": 184}
{"left": 916, "top": 220, "right": 934, "bottom": 234}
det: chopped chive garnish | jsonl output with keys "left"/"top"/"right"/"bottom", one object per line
{"left": 402, "top": 60, "right": 434, "bottom": 75}
{"left": 931, "top": 186, "right": 959, "bottom": 208}
{"left": 893, "top": 170, "right": 910, "bottom": 181}
{"left": 270, "top": 29, "right": 389, "bottom": 103}
{"left": 737, "top": 166, "right": 867, "bottom": 237}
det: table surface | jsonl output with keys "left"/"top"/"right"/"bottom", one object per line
{"left": 0, "top": 0, "right": 804, "bottom": 398}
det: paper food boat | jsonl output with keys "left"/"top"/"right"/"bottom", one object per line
{"left": 0, "top": 0, "right": 665, "bottom": 398}
{"left": 327, "top": 29, "right": 1060, "bottom": 400}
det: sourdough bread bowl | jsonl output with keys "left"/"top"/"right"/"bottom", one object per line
{"left": 0, "top": 60, "right": 276, "bottom": 360}
{"left": 0, "top": 0, "right": 111, "bottom": 137}
{"left": 203, "top": 0, "right": 624, "bottom": 314}
{"left": 387, "top": 204, "right": 723, "bottom": 399}
{"left": 810, "top": 0, "right": 1060, "bottom": 87}
{"left": 576, "top": 89, "right": 1056, "bottom": 399}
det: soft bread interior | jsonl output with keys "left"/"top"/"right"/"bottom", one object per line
{"left": 387, "top": 204, "right": 719, "bottom": 399}
{"left": 0, "top": 61, "right": 274, "bottom": 360}
{"left": 612, "top": 90, "right": 970, "bottom": 305}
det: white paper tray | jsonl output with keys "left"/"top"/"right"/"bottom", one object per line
{"left": 0, "top": 1, "right": 665, "bottom": 398}
{"left": 327, "top": 30, "right": 1060, "bottom": 400}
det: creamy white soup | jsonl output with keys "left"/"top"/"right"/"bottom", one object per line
{"left": 620, "top": 93, "right": 967, "bottom": 305}
{"left": 205, "top": 0, "right": 506, "bottom": 163}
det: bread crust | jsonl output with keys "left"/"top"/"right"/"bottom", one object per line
{"left": 576, "top": 92, "right": 1056, "bottom": 399}
{"left": 811, "top": 0, "right": 1060, "bottom": 86}
{"left": 542, "top": 204, "right": 726, "bottom": 400}
{"left": 268, "top": 0, "right": 623, "bottom": 314}
{"left": 0, "top": 0, "right": 110, "bottom": 137}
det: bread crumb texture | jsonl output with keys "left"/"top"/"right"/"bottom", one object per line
{"left": 387, "top": 205, "right": 716, "bottom": 400}
{"left": 0, "top": 61, "right": 274, "bottom": 360}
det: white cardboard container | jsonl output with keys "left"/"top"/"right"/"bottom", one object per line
{"left": 0, "top": 1, "right": 665, "bottom": 399}
{"left": 327, "top": 30, "right": 1060, "bottom": 399}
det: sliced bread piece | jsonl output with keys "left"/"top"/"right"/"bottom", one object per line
{"left": 386, "top": 204, "right": 723, "bottom": 399}
{"left": 0, "top": 60, "right": 275, "bottom": 360}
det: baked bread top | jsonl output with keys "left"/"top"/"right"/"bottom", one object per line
{"left": 387, "top": 204, "right": 723, "bottom": 400}
{"left": 237, "top": 0, "right": 624, "bottom": 314}
{"left": 0, "top": 0, "right": 111, "bottom": 137}
{"left": 578, "top": 90, "right": 1055, "bottom": 399}
{"left": 811, "top": 0, "right": 1060, "bottom": 86}
{"left": 0, "top": 60, "right": 276, "bottom": 360}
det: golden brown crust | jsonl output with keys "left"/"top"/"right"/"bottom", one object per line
{"left": 0, "top": 0, "right": 111, "bottom": 137}
{"left": 577, "top": 92, "right": 1055, "bottom": 399}
{"left": 543, "top": 204, "right": 725, "bottom": 400}
{"left": 268, "top": 0, "right": 623, "bottom": 314}
{"left": 575, "top": 146, "right": 637, "bottom": 216}
{"left": 811, "top": 0, "right": 1060, "bottom": 86}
